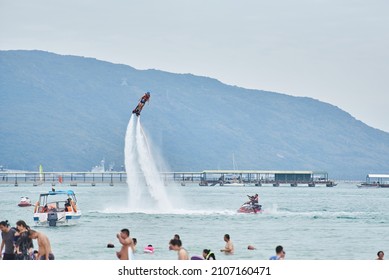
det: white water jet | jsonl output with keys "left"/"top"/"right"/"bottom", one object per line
{"left": 124, "top": 115, "right": 172, "bottom": 211}
{"left": 124, "top": 115, "right": 141, "bottom": 208}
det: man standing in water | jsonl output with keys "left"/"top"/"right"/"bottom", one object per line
{"left": 269, "top": 245, "right": 285, "bottom": 260}
{"left": 220, "top": 234, "right": 234, "bottom": 254}
{"left": 0, "top": 220, "right": 16, "bottom": 260}
{"left": 28, "top": 229, "right": 54, "bottom": 260}
{"left": 116, "top": 228, "right": 135, "bottom": 260}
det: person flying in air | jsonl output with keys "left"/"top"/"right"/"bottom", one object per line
{"left": 132, "top": 92, "right": 151, "bottom": 116}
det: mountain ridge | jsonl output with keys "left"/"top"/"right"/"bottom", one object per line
{"left": 1, "top": 50, "right": 388, "bottom": 179}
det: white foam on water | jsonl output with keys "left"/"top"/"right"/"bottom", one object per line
{"left": 95, "top": 208, "right": 237, "bottom": 216}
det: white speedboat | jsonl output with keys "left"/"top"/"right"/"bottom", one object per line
{"left": 33, "top": 190, "right": 81, "bottom": 226}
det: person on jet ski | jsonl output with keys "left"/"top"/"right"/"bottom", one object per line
{"left": 247, "top": 194, "right": 259, "bottom": 204}
{"left": 247, "top": 194, "right": 260, "bottom": 211}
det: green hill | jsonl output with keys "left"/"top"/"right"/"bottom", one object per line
{"left": 1, "top": 50, "right": 388, "bottom": 179}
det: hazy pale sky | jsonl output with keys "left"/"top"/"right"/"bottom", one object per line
{"left": 1, "top": 0, "right": 388, "bottom": 132}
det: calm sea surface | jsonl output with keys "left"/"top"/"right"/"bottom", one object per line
{"left": 1, "top": 182, "right": 388, "bottom": 260}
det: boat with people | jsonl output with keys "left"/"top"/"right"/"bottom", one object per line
{"left": 18, "top": 196, "right": 32, "bottom": 207}
{"left": 237, "top": 194, "right": 263, "bottom": 213}
{"left": 357, "top": 174, "right": 389, "bottom": 188}
{"left": 33, "top": 190, "right": 81, "bottom": 226}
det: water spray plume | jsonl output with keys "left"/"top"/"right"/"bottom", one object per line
{"left": 124, "top": 115, "right": 172, "bottom": 211}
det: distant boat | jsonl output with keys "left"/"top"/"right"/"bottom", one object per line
{"left": 223, "top": 172, "right": 246, "bottom": 186}
{"left": 18, "top": 196, "right": 32, "bottom": 207}
{"left": 357, "top": 174, "right": 389, "bottom": 188}
{"left": 220, "top": 154, "right": 246, "bottom": 186}
{"left": 91, "top": 159, "right": 105, "bottom": 173}
{"left": 223, "top": 180, "right": 246, "bottom": 187}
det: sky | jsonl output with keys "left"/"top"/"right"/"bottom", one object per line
{"left": 1, "top": 0, "right": 388, "bottom": 132}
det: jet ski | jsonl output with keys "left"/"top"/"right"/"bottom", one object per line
{"left": 237, "top": 202, "right": 262, "bottom": 214}
{"left": 18, "top": 196, "right": 32, "bottom": 207}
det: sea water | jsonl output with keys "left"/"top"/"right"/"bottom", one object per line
{"left": 2, "top": 115, "right": 388, "bottom": 260}
{"left": 1, "top": 182, "right": 388, "bottom": 260}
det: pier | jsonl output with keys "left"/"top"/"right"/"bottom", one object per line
{"left": 181, "top": 170, "right": 335, "bottom": 187}
{"left": 0, "top": 170, "right": 335, "bottom": 187}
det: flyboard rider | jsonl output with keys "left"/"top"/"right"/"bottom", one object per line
{"left": 132, "top": 92, "right": 150, "bottom": 116}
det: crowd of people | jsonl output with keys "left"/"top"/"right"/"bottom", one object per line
{"left": 0, "top": 220, "right": 54, "bottom": 260}
{"left": 1, "top": 218, "right": 385, "bottom": 261}
{"left": 109, "top": 230, "right": 387, "bottom": 261}
{"left": 110, "top": 229, "right": 279, "bottom": 261}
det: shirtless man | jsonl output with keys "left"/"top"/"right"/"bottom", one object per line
{"left": 28, "top": 230, "right": 54, "bottom": 260}
{"left": 169, "top": 239, "right": 189, "bottom": 260}
{"left": 116, "top": 228, "right": 134, "bottom": 260}
{"left": 220, "top": 234, "right": 234, "bottom": 254}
